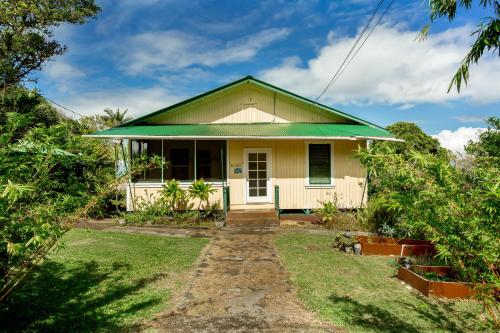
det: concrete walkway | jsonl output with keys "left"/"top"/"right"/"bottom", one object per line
{"left": 145, "top": 227, "right": 341, "bottom": 332}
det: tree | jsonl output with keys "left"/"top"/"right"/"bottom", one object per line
{"left": 0, "top": 0, "right": 100, "bottom": 89}
{"left": 0, "top": 86, "right": 62, "bottom": 138}
{"left": 357, "top": 146, "right": 500, "bottom": 327}
{"left": 384, "top": 122, "right": 446, "bottom": 155}
{"left": 465, "top": 116, "right": 500, "bottom": 162}
{"left": 421, "top": 1, "right": 499, "bottom": 93}
{"left": 98, "top": 108, "right": 132, "bottom": 128}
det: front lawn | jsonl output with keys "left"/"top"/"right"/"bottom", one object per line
{"left": 0, "top": 229, "right": 208, "bottom": 332}
{"left": 276, "top": 233, "right": 487, "bottom": 333}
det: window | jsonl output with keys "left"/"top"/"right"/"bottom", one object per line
{"left": 308, "top": 143, "right": 332, "bottom": 185}
{"left": 131, "top": 139, "right": 162, "bottom": 182}
{"left": 131, "top": 139, "right": 226, "bottom": 183}
{"left": 196, "top": 140, "right": 226, "bottom": 181}
{"left": 164, "top": 141, "right": 194, "bottom": 181}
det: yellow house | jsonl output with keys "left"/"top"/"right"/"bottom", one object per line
{"left": 89, "top": 76, "right": 398, "bottom": 217}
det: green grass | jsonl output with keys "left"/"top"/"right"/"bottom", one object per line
{"left": 276, "top": 233, "right": 488, "bottom": 333}
{"left": 0, "top": 229, "right": 208, "bottom": 333}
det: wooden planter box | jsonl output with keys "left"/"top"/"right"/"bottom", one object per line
{"left": 357, "top": 236, "right": 436, "bottom": 256}
{"left": 398, "top": 266, "right": 475, "bottom": 299}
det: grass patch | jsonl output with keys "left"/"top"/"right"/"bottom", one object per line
{"left": 276, "top": 233, "right": 488, "bottom": 333}
{"left": 0, "top": 229, "right": 208, "bottom": 333}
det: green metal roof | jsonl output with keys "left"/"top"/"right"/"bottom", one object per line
{"left": 88, "top": 123, "right": 395, "bottom": 139}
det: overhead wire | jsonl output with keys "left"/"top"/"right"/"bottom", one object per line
{"left": 332, "top": 0, "right": 394, "bottom": 86}
{"left": 315, "top": 0, "right": 390, "bottom": 102}
{"left": 21, "top": 85, "right": 109, "bottom": 127}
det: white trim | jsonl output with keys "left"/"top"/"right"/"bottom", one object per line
{"left": 243, "top": 148, "right": 272, "bottom": 204}
{"left": 84, "top": 134, "right": 403, "bottom": 142}
{"left": 305, "top": 141, "right": 335, "bottom": 187}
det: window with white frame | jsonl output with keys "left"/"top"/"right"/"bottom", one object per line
{"left": 307, "top": 143, "right": 332, "bottom": 185}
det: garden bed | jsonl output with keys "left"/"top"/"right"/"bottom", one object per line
{"left": 357, "top": 236, "right": 436, "bottom": 256}
{"left": 398, "top": 266, "right": 475, "bottom": 299}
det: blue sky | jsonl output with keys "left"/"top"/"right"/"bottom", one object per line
{"left": 31, "top": 0, "right": 499, "bottom": 152}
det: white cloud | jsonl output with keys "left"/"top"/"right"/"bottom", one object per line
{"left": 122, "top": 28, "right": 291, "bottom": 74}
{"left": 43, "top": 60, "right": 86, "bottom": 81}
{"left": 260, "top": 24, "right": 500, "bottom": 105}
{"left": 432, "top": 127, "right": 486, "bottom": 154}
{"left": 398, "top": 103, "right": 415, "bottom": 110}
{"left": 57, "top": 87, "right": 183, "bottom": 118}
{"left": 452, "top": 115, "right": 488, "bottom": 123}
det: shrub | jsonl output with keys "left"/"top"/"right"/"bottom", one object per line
{"left": 357, "top": 144, "right": 500, "bottom": 326}
{"left": 331, "top": 232, "right": 356, "bottom": 251}
{"left": 356, "top": 197, "right": 398, "bottom": 234}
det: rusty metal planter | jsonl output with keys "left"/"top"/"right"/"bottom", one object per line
{"left": 357, "top": 236, "right": 436, "bottom": 256}
{"left": 398, "top": 267, "right": 475, "bottom": 299}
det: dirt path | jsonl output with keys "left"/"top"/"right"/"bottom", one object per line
{"left": 146, "top": 227, "right": 341, "bottom": 332}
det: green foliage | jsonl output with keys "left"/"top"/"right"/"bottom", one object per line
{"left": 369, "top": 122, "right": 450, "bottom": 198}
{"left": 276, "top": 233, "right": 488, "bottom": 331}
{"left": 356, "top": 197, "right": 399, "bottom": 235}
{"left": 420, "top": 0, "right": 499, "bottom": 93}
{"left": 357, "top": 141, "right": 500, "bottom": 325}
{"left": 0, "top": 229, "right": 208, "bottom": 332}
{"left": 384, "top": 122, "right": 447, "bottom": 156}
{"left": 466, "top": 116, "right": 500, "bottom": 165}
{"left": 0, "top": 0, "right": 100, "bottom": 88}
{"left": 331, "top": 232, "right": 355, "bottom": 251}
{"left": 126, "top": 179, "right": 222, "bottom": 226}
{"left": 97, "top": 108, "right": 132, "bottom": 129}
{"left": 189, "top": 179, "right": 216, "bottom": 210}
{"left": 160, "top": 179, "right": 190, "bottom": 211}
{"left": 315, "top": 200, "right": 339, "bottom": 225}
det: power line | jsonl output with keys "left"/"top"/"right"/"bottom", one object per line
{"left": 22, "top": 86, "right": 109, "bottom": 127}
{"left": 315, "top": 0, "right": 385, "bottom": 102}
{"left": 331, "top": 0, "right": 394, "bottom": 87}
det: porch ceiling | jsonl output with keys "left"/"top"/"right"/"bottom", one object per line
{"left": 86, "top": 123, "right": 399, "bottom": 141}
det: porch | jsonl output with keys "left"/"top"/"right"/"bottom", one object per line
{"left": 125, "top": 137, "right": 368, "bottom": 213}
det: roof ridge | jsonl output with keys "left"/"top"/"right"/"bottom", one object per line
{"left": 116, "top": 76, "right": 390, "bottom": 135}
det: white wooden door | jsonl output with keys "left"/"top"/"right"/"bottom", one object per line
{"left": 244, "top": 148, "right": 272, "bottom": 203}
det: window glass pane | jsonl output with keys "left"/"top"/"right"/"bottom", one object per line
{"left": 309, "top": 144, "right": 331, "bottom": 185}
{"left": 258, "top": 180, "right": 266, "bottom": 187}
{"left": 257, "top": 153, "right": 266, "bottom": 161}
{"left": 249, "top": 153, "right": 257, "bottom": 161}
{"left": 164, "top": 140, "right": 194, "bottom": 181}
{"left": 249, "top": 162, "right": 257, "bottom": 170}
{"left": 249, "top": 189, "right": 258, "bottom": 197}
{"left": 249, "top": 171, "right": 257, "bottom": 179}
{"left": 131, "top": 139, "right": 162, "bottom": 182}
{"left": 257, "top": 162, "right": 266, "bottom": 170}
{"left": 249, "top": 180, "right": 257, "bottom": 187}
{"left": 195, "top": 140, "right": 226, "bottom": 181}
{"left": 259, "top": 188, "right": 267, "bottom": 196}
{"left": 258, "top": 171, "right": 267, "bottom": 179}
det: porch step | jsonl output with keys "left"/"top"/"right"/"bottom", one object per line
{"left": 226, "top": 209, "right": 279, "bottom": 227}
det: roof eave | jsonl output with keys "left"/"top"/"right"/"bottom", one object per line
{"left": 84, "top": 134, "right": 400, "bottom": 141}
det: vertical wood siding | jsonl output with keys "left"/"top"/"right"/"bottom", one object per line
{"left": 126, "top": 185, "right": 223, "bottom": 211}
{"left": 228, "top": 139, "right": 367, "bottom": 209}
{"left": 147, "top": 84, "right": 345, "bottom": 124}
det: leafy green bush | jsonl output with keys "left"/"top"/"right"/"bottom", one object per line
{"left": 125, "top": 180, "right": 222, "bottom": 226}
{"left": 356, "top": 197, "right": 399, "bottom": 235}
{"left": 331, "top": 232, "right": 356, "bottom": 251}
{"left": 357, "top": 141, "right": 500, "bottom": 326}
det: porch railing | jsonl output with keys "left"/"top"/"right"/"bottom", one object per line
{"left": 223, "top": 186, "right": 229, "bottom": 216}
{"left": 274, "top": 185, "right": 280, "bottom": 218}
